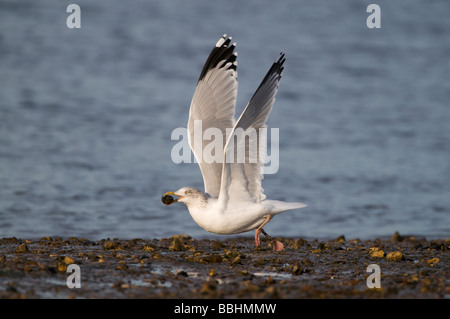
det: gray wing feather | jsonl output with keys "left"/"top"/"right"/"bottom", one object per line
{"left": 219, "top": 53, "right": 285, "bottom": 204}
{"left": 188, "top": 35, "right": 238, "bottom": 197}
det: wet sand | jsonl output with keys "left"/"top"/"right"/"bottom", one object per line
{"left": 0, "top": 233, "right": 449, "bottom": 299}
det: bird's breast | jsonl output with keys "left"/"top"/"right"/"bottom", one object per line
{"left": 187, "top": 202, "right": 268, "bottom": 235}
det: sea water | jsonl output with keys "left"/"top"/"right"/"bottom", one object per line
{"left": 1, "top": 0, "right": 449, "bottom": 240}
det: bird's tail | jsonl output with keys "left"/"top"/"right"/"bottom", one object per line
{"left": 266, "top": 200, "right": 307, "bottom": 215}
{"left": 284, "top": 202, "right": 307, "bottom": 211}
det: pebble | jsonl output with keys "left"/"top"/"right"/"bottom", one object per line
{"left": 391, "top": 231, "right": 404, "bottom": 242}
{"left": 103, "top": 241, "right": 119, "bottom": 250}
{"left": 368, "top": 247, "right": 385, "bottom": 258}
{"left": 209, "top": 268, "right": 217, "bottom": 277}
{"left": 176, "top": 270, "right": 188, "bottom": 277}
{"left": 386, "top": 251, "right": 404, "bottom": 262}
{"left": 142, "top": 245, "right": 155, "bottom": 252}
{"left": 116, "top": 263, "right": 128, "bottom": 270}
{"left": 57, "top": 262, "right": 67, "bottom": 272}
{"left": 266, "top": 276, "right": 275, "bottom": 285}
{"left": 426, "top": 258, "right": 439, "bottom": 266}
{"left": 15, "top": 243, "right": 28, "bottom": 253}
{"left": 64, "top": 256, "right": 75, "bottom": 265}
{"left": 292, "top": 264, "right": 304, "bottom": 275}
{"left": 312, "top": 242, "right": 329, "bottom": 253}
{"left": 169, "top": 237, "right": 184, "bottom": 251}
{"left": 293, "top": 238, "right": 307, "bottom": 249}
{"left": 199, "top": 279, "right": 217, "bottom": 294}
{"left": 211, "top": 240, "right": 225, "bottom": 251}
{"left": 232, "top": 256, "right": 242, "bottom": 264}
{"left": 187, "top": 254, "right": 223, "bottom": 264}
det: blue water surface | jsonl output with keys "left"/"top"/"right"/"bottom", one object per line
{"left": 0, "top": 0, "right": 449, "bottom": 240}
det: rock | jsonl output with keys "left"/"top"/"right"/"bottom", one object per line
{"left": 386, "top": 251, "right": 404, "bottom": 261}
{"left": 199, "top": 279, "right": 217, "bottom": 294}
{"left": 335, "top": 235, "right": 346, "bottom": 243}
{"left": 429, "top": 240, "right": 446, "bottom": 251}
{"left": 151, "top": 252, "right": 163, "bottom": 260}
{"left": 266, "top": 276, "right": 275, "bottom": 285}
{"left": 391, "top": 231, "right": 404, "bottom": 242}
{"left": 232, "top": 256, "right": 242, "bottom": 264}
{"left": 6, "top": 282, "right": 18, "bottom": 293}
{"left": 426, "top": 258, "right": 439, "bottom": 266}
{"left": 15, "top": 243, "right": 28, "bottom": 253}
{"left": 23, "top": 265, "right": 33, "bottom": 273}
{"left": 200, "top": 254, "right": 223, "bottom": 264}
{"left": 64, "top": 256, "right": 75, "bottom": 265}
{"left": 292, "top": 264, "right": 303, "bottom": 275}
{"left": 349, "top": 238, "right": 362, "bottom": 244}
{"left": 81, "top": 239, "right": 96, "bottom": 245}
{"left": 46, "top": 267, "right": 57, "bottom": 274}
{"left": 103, "top": 241, "right": 119, "bottom": 250}
{"left": 211, "top": 240, "right": 224, "bottom": 251}
{"left": 238, "top": 270, "right": 254, "bottom": 279}
{"left": 142, "top": 244, "right": 155, "bottom": 252}
{"left": 224, "top": 249, "right": 245, "bottom": 260}
{"left": 368, "top": 247, "right": 385, "bottom": 258}
{"left": 293, "top": 238, "right": 307, "bottom": 249}
{"left": 209, "top": 268, "right": 217, "bottom": 277}
{"left": 253, "top": 258, "right": 266, "bottom": 266}
{"left": 169, "top": 237, "right": 184, "bottom": 251}
{"left": 57, "top": 262, "right": 67, "bottom": 272}
{"left": 116, "top": 263, "right": 128, "bottom": 270}
{"left": 112, "top": 281, "right": 125, "bottom": 289}
{"left": 169, "top": 234, "right": 191, "bottom": 241}
{"left": 311, "top": 242, "right": 329, "bottom": 253}
{"left": 176, "top": 270, "right": 188, "bottom": 277}
{"left": 3, "top": 237, "right": 19, "bottom": 243}
{"left": 187, "top": 254, "right": 223, "bottom": 264}
{"left": 240, "top": 281, "right": 260, "bottom": 294}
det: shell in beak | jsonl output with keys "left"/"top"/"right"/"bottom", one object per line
{"left": 162, "top": 192, "right": 184, "bottom": 206}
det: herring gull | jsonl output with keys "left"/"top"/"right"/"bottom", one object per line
{"left": 163, "top": 34, "right": 306, "bottom": 251}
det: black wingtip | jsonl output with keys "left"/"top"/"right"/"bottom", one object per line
{"left": 275, "top": 52, "right": 286, "bottom": 70}
{"left": 247, "top": 52, "right": 286, "bottom": 101}
{"left": 272, "top": 52, "right": 286, "bottom": 80}
{"left": 277, "top": 52, "right": 286, "bottom": 65}
{"left": 198, "top": 34, "right": 237, "bottom": 82}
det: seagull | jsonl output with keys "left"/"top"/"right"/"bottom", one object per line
{"left": 163, "top": 34, "right": 306, "bottom": 251}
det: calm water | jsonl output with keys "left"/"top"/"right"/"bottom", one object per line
{"left": 1, "top": 0, "right": 449, "bottom": 240}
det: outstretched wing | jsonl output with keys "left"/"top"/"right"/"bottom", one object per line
{"left": 188, "top": 34, "right": 238, "bottom": 198}
{"left": 219, "top": 53, "right": 285, "bottom": 205}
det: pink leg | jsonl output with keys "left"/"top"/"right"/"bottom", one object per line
{"left": 255, "top": 229, "right": 261, "bottom": 247}
{"left": 255, "top": 215, "right": 271, "bottom": 248}
{"left": 254, "top": 215, "right": 284, "bottom": 251}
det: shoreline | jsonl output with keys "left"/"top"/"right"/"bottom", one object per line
{"left": 1, "top": 233, "right": 448, "bottom": 299}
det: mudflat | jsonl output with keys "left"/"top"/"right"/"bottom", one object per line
{"left": 0, "top": 233, "right": 448, "bottom": 299}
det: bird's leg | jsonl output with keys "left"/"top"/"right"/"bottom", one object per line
{"left": 254, "top": 229, "right": 261, "bottom": 248}
{"left": 254, "top": 215, "right": 284, "bottom": 251}
{"left": 255, "top": 214, "right": 271, "bottom": 248}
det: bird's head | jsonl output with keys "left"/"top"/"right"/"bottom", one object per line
{"left": 162, "top": 187, "right": 207, "bottom": 207}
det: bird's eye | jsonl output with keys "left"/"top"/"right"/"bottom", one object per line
{"left": 185, "top": 190, "right": 192, "bottom": 195}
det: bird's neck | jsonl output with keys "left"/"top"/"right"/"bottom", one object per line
{"left": 186, "top": 196, "right": 208, "bottom": 210}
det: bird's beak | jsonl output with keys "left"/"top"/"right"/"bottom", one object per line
{"left": 163, "top": 192, "right": 184, "bottom": 205}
